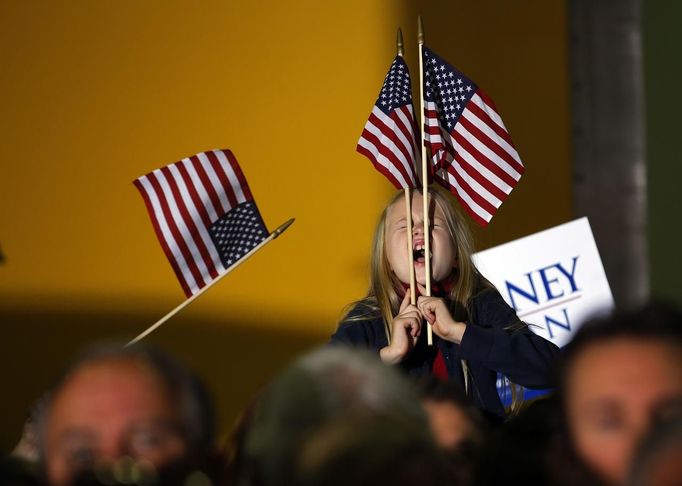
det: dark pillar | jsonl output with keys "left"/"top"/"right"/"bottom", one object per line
{"left": 569, "top": 0, "right": 648, "bottom": 307}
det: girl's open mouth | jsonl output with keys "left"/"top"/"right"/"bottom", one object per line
{"left": 413, "top": 244, "right": 431, "bottom": 263}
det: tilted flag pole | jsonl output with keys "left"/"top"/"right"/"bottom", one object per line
{"left": 418, "top": 16, "right": 434, "bottom": 345}
{"left": 397, "top": 27, "right": 417, "bottom": 307}
{"left": 129, "top": 149, "right": 294, "bottom": 345}
{"left": 127, "top": 218, "right": 294, "bottom": 346}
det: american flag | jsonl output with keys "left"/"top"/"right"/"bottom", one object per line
{"left": 422, "top": 46, "right": 525, "bottom": 226}
{"left": 357, "top": 55, "right": 419, "bottom": 189}
{"left": 134, "top": 149, "right": 269, "bottom": 297}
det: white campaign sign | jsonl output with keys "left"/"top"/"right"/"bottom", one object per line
{"left": 473, "top": 217, "right": 614, "bottom": 348}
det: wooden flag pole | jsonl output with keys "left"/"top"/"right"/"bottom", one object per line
{"left": 126, "top": 218, "right": 295, "bottom": 346}
{"left": 397, "top": 28, "right": 417, "bottom": 307}
{"left": 404, "top": 189, "right": 416, "bottom": 306}
{"left": 418, "top": 16, "right": 433, "bottom": 345}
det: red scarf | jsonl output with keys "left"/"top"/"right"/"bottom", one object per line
{"left": 397, "top": 278, "right": 455, "bottom": 299}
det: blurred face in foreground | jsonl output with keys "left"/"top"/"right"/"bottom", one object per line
{"left": 422, "top": 399, "right": 475, "bottom": 452}
{"left": 565, "top": 338, "right": 682, "bottom": 485}
{"left": 45, "top": 358, "right": 188, "bottom": 485}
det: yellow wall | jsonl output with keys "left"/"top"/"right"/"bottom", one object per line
{"left": 0, "top": 0, "right": 570, "bottom": 450}
{"left": 1, "top": 1, "right": 399, "bottom": 330}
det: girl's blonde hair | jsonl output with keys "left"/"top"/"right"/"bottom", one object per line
{"left": 342, "top": 186, "right": 525, "bottom": 414}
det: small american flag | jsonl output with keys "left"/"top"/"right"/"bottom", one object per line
{"left": 357, "top": 55, "right": 419, "bottom": 189}
{"left": 423, "top": 46, "right": 525, "bottom": 226}
{"left": 134, "top": 149, "right": 269, "bottom": 297}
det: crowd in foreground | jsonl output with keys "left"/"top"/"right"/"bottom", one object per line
{"left": 1, "top": 302, "right": 681, "bottom": 486}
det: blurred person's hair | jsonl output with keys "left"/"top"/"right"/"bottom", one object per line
{"left": 36, "top": 343, "right": 216, "bottom": 460}
{"left": 416, "top": 375, "right": 469, "bottom": 403}
{"left": 236, "top": 346, "right": 440, "bottom": 486}
{"left": 415, "top": 375, "right": 489, "bottom": 429}
{"left": 558, "top": 302, "right": 682, "bottom": 370}
{"left": 293, "top": 345, "right": 427, "bottom": 419}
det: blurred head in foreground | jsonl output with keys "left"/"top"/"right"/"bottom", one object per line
{"left": 557, "top": 303, "right": 682, "bottom": 485}
{"left": 234, "top": 347, "right": 456, "bottom": 486}
{"left": 38, "top": 344, "right": 215, "bottom": 486}
{"left": 415, "top": 376, "right": 487, "bottom": 453}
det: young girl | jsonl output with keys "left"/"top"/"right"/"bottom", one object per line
{"left": 331, "top": 187, "right": 560, "bottom": 418}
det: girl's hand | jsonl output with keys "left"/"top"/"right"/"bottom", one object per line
{"left": 380, "top": 292, "right": 422, "bottom": 365}
{"left": 417, "top": 285, "right": 466, "bottom": 344}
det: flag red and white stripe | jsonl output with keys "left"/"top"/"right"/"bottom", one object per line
{"left": 134, "top": 149, "right": 268, "bottom": 297}
{"left": 422, "top": 46, "right": 524, "bottom": 226}
{"left": 357, "top": 55, "right": 419, "bottom": 189}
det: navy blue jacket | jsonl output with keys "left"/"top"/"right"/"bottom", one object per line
{"left": 330, "top": 289, "right": 560, "bottom": 417}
